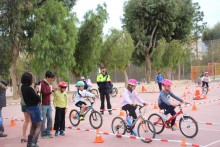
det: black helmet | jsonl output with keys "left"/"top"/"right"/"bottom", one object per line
{"left": 45, "top": 71, "right": 55, "bottom": 78}
{"left": 0, "top": 80, "right": 8, "bottom": 86}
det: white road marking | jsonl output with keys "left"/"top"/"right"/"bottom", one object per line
{"left": 199, "top": 128, "right": 220, "bottom": 132}
{"left": 204, "top": 140, "right": 220, "bottom": 147}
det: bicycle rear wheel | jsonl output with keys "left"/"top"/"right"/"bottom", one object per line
{"left": 179, "top": 116, "right": 198, "bottom": 138}
{"left": 137, "top": 120, "right": 156, "bottom": 143}
{"left": 111, "top": 117, "right": 126, "bottom": 135}
{"left": 89, "top": 111, "right": 103, "bottom": 129}
{"left": 111, "top": 87, "right": 118, "bottom": 98}
{"left": 90, "top": 89, "right": 99, "bottom": 95}
{"left": 148, "top": 113, "right": 165, "bottom": 134}
{"left": 69, "top": 109, "right": 80, "bottom": 126}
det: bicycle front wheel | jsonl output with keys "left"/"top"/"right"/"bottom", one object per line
{"left": 148, "top": 113, "right": 165, "bottom": 134}
{"left": 89, "top": 111, "right": 103, "bottom": 129}
{"left": 90, "top": 89, "right": 99, "bottom": 95}
{"left": 111, "top": 117, "right": 126, "bottom": 135}
{"left": 137, "top": 120, "right": 156, "bottom": 143}
{"left": 179, "top": 116, "right": 198, "bottom": 138}
{"left": 111, "top": 87, "right": 118, "bottom": 98}
{"left": 69, "top": 109, "right": 80, "bottom": 127}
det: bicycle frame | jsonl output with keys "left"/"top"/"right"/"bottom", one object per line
{"left": 81, "top": 97, "right": 95, "bottom": 116}
{"left": 129, "top": 105, "right": 146, "bottom": 129}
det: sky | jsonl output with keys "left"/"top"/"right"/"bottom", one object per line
{"left": 73, "top": 0, "right": 220, "bottom": 34}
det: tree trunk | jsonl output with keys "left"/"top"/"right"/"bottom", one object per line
{"left": 178, "top": 64, "right": 181, "bottom": 81}
{"left": 123, "top": 70, "right": 128, "bottom": 87}
{"left": 145, "top": 54, "right": 151, "bottom": 83}
{"left": 9, "top": 63, "right": 19, "bottom": 100}
{"left": 167, "top": 68, "right": 172, "bottom": 80}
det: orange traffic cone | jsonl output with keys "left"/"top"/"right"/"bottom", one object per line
{"left": 203, "top": 94, "right": 207, "bottom": 99}
{"left": 93, "top": 129, "right": 104, "bottom": 143}
{"left": 194, "top": 89, "right": 200, "bottom": 99}
{"left": 51, "top": 127, "right": 55, "bottom": 133}
{"left": 9, "top": 117, "right": 16, "bottom": 127}
{"left": 192, "top": 103, "right": 197, "bottom": 111}
{"left": 153, "top": 103, "right": 159, "bottom": 109}
{"left": 118, "top": 109, "right": 125, "bottom": 116}
{"left": 181, "top": 138, "right": 187, "bottom": 146}
{"left": 141, "top": 85, "right": 147, "bottom": 92}
{"left": 174, "top": 123, "right": 179, "bottom": 128}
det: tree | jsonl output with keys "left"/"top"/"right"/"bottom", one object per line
{"left": 71, "top": 4, "right": 108, "bottom": 78}
{"left": 123, "top": 0, "right": 196, "bottom": 83}
{"left": 100, "top": 29, "right": 134, "bottom": 86}
{"left": 30, "top": 0, "right": 77, "bottom": 80}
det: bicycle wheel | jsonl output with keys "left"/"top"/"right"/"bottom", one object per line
{"left": 111, "top": 87, "right": 118, "bottom": 98}
{"left": 137, "top": 120, "right": 156, "bottom": 143}
{"left": 90, "top": 89, "right": 99, "bottom": 95}
{"left": 111, "top": 117, "right": 126, "bottom": 135}
{"left": 89, "top": 111, "right": 103, "bottom": 129}
{"left": 69, "top": 109, "right": 80, "bottom": 126}
{"left": 148, "top": 113, "right": 165, "bottom": 134}
{"left": 179, "top": 116, "right": 198, "bottom": 138}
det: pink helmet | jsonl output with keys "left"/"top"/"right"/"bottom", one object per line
{"left": 162, "top": 79, "right": 172, "bottom": 86}
{"left": 59, "top": 81, "right": 67, "bottom": 87}
{"left": 128, "top": 79, "right": 138, "bottom": 86}
{"left": 204, "top": 72, "right": 208, "bottom": 74}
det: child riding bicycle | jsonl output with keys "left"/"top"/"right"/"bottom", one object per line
{"left": 201, "top": 72, "right": 210, "bottom": 90}
{"left": 158, "top": 79, "right": 184, "bottom": 131}
{"left": 74, "top": 81, "right": 98, "bottom": 120}
{"left": 121, "top": 79, "right": 146, "bottom": 135}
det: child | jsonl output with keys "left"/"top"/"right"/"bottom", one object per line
{"left": 201, "top": 72, "right": 210, "bottom": 89}
{"left": 121, "top": 79, "right": 146, "bottom": 135}
{"left": 74, "top": 81, "right": 98, "bottom": 120}
{"left": 53, "top": 81, "right": 68, "bottom": 136}
{"left": 158, "top": 79, "right": 184, "bottom": 131}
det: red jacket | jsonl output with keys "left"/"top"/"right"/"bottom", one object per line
{"left": 41, "top": 80, "right": 52, "bottom": 105}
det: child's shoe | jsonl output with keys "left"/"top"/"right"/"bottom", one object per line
{"left": 55, "top": 131, "right": 58, "bottom": 137}
{"left": 60, "top": 130, "right": 65, "bottom": 136}
{"left": 171, "top": 125, "right": 179, "bottom": 131}
{"left": 79, "top": 116, "right": 85, "bottom": 121}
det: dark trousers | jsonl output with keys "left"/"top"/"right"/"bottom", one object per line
{"left": 122, "top": 104, "right": 137, "bottom": 119}
{"left": 100, "top": 89, "right": 112, "bottom": 112}
{"left": 159, "top": 103, "right": 176, "bottom": 126}
{"left": 158, "top": 83, "right": 162, "bottom": 91}
{"left": 54, "top": 107, "right": 65, "bottom": 131}
{"left": 202, "top": 81, "right": 209, "bottom": 88}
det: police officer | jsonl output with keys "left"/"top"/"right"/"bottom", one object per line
{"left": 96, "top": 68, "right": 112, "bottom": 115}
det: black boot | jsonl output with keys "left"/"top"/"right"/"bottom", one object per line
{"left": 0, "top": 131, "right": 7, "bottom": 137}
{"left": 30, "top": 137, "right": 39, "bottom": 147}
{"left": 27, "top": 135, "right": 33, "bottom": 147}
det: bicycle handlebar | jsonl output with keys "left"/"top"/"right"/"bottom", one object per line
{"left": 176, "top": 102, "right": 190, "bottom": 107}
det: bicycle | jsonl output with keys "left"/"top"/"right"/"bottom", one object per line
{"left": 69, "top": 96, "right": 103, "bottom": 129}
{"left": 201, "top": 84, "right": 209, "bottom": 95}
{"left": 111, "top": 105, "right": 156, "bottom": 143}
{"left": 148, "top": 102, "right": 198, "bottom": 138}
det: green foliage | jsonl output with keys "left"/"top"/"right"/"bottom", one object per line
{"left": 30, "top": 0, "right": 77, "bottom": 80}
{"left": 72, "top": 4, "right": 108, "bottom": 76}
{"left": 100, "top": 29, "right": 134, "bottom": 71}
{"left": 202, "top": 23, "right": 220, "bottom": 43}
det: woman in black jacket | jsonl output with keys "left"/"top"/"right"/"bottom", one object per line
{"left": 21, "top": 72, "right": 42, "bottom": 147}
{"left": 0, "top": 80, "right": 8, "bottom": 137}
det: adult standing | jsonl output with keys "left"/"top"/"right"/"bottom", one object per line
{"left": 40, "top": 71, "right": 55, "bottom": 138}
{"left": 96, "top": 68, "right": 112, "bottom": 115}
{"left": 20, "top": 84, "right": 31, "bottom": 143}
{"left": 0, "top": 80, "right": 8, "bottom": 137}
{"left": 21, "top": 72, "right": 42, "bottom": 147}
{"left": 156, "top": 72, "right": 164, "bottom": 92}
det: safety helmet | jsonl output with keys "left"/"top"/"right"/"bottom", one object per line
{"left": 45, "top": 71, "right": 55, "bottom": 78}
{"left": 128, "top": 79, "right": 138, "bottom": 86}
{"left": 80, "top": 76, "right": 85, "bottom": 80}
{"left": 76, "top": 81, "right": 85, "bottom": 87}
{"left": 162, "top": 79, "right": 172, "bottom": 86}
{"left": 59, "top": 81, "right": 67, "bottom": 88}
{"left": 204, "top": 72, "right": 208, "bottom": 74}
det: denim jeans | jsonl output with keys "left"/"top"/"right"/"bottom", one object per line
{"left": 0, "top": 107, "right": 4, "bottom": 132}
{"left": 41, "top": 104, "right": 52, "bottom": 135}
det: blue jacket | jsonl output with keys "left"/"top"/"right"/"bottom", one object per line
{"left": 156, "top": 75, "right": 163, "bottom": 83}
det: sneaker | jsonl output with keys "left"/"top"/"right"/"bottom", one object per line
{"left": 79, "top": 116, "right": 85, "bottom": 121}
{"left": 0, "top": 132, "right": 7, "bottom": 137}
{"left": 171, "top": 126, "right": 179, "bottom": 131}
{"left": 46, "top": 133, "right": 54, "bottom": 138}
{"left": 160, "top": 114, "right": 168, "bottom": 121}
{"left": 100, "top": 111, "right": 104, "bottom": 115}
{"left": 60, "top": 130, "right": 65, "bottom": 136}
{"left": 55, "top": 131, "right": 58, "bottom": 137}
{"left": 109, "top": 111, "right": 112, "bottom": 115}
